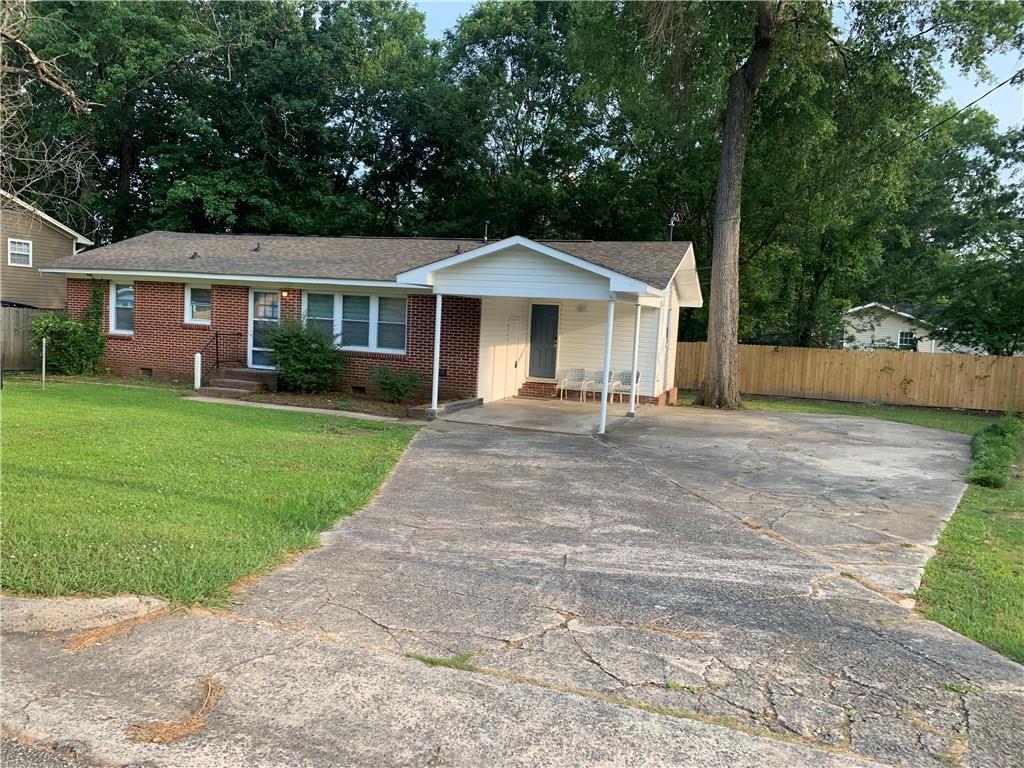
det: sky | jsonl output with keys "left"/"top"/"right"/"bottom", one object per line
{"left": 412, "top": 0, "right": 1023, "bottom": 132}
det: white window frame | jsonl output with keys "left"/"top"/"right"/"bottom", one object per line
{"left": 7, "top": 238, "right": 32, "bottom": 267}
{"left": 898, "top": 330, "right": 916, "bottom": 351}
{"left": 184, "top": 284, "right": 212, "bottom": 325}
{"left": 301, "top": 292, "right": 407, "bottom": 354}
{"left": 109, "top": 282, "right": 134, "bottom": 335}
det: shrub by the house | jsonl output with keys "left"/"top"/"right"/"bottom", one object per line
{"left": 371, "top": 366, "right": 421, "bottom": 403}
{"left": 31, "top": 314, "right": 106, "bottom": 375}
{"left": 265, "top": 321, "right": 347, "bottom": 394}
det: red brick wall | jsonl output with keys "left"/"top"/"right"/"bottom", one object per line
{"left": 68, "top": 278, "right": 248, "bottom": 379}
{"left": 66, "top": 279, "right": 481, "bottom": 398}
{"left": 343, "top": 295, "right": 480, "bottom": 401}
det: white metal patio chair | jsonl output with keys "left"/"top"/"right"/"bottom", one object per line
{"left": 558, "top": 368, "right": 593, "bottom": 402}
{"left": 588, "top": 369, "right": 617, "bottom": 402}
{"left": 614, "top": 370, "right": 640, "bottom": 404}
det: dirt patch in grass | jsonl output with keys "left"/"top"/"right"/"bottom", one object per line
{"left": 128, "top": 676, "right": 224, "bottom": 744}
{"left": 243, "top": 390, "right": 412, "bottom": 418}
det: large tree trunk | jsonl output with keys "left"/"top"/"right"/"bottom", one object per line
{"left": 695, "top": 2, "right": 784, "bottom": 408}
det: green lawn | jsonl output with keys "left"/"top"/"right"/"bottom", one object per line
{"left": 1, "top": 381, "right": 418, "bottom": 606}
{"left": 677, "top": 391, "right": 1021, "bottom": 661}
{"left": 917, "top": 480, "right": 1024, "bottom": 662}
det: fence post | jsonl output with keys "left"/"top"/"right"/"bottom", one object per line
{"left": 41, "top": 337, "right": 47, "bottom": 389}
{"left": 194, "top": 352, "right": 202, "bottom": 390}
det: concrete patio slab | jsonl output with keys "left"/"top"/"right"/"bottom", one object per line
{"left": 440, "top": 396, "right": 634, "bottom": 434}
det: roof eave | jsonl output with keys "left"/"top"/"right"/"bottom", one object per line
{"left": 0, "top": 190, "right": 93, "bottom": 245}
{"left": 37, "top": 267, "right": 431, "bottom": 291}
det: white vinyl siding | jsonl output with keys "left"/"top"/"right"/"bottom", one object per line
{"left": 433, "top": 246, "right": 612, "bottom": 301}
{"left": 477, "top": 298, "right": 529, "bottom": 402}
{"left": 553, "top": 300, "right": 660, "bottom": 397}
{"left": 844, "top": 312, "right": 931, "bottom": 352}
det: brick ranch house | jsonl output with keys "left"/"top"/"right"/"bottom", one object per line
{"left": 43, "top": 233, "right": 702, "bottom": 430}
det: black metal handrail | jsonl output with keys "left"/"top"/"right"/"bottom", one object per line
{"left": 198, "top": 331, "right": 246, "bottom": 383}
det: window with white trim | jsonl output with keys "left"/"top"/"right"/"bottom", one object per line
{"left": 305, "top": 293, "right": 335, "bottom": 338}
{"left": 898, "top": 331, "right": 916, "bottom": 351}
{"left": 185, "top": 285, "right": 212, "bottom": 324}
{"left": 7, "top": 239, "right": 32, "bottom": 267}
{"left": 111, "top": 283, "right": 134, "bottom": 333}
{"left": 377, "top": 296, "right": 407, "bottom": 351}
{"left": 301, "top": 293, "right": 407, "bottom": 353}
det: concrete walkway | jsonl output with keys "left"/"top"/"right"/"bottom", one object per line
{"left": 3, "top": 410, "right": 1021, "bottom": 768}
{"left": 184, "top": 395, "right": 416, "bottom": 423}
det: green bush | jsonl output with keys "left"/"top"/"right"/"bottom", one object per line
{"left": 966, "top": 416, "right": 1024, "bottom": 488}
{"left": 264, "top": 321, "right": 347, "bottom": 394}
{"left": 371, "top": 366, "right": 421, "bottom": 403}
{"left": 31, "top": 313, "right": 106, "bottom": 375}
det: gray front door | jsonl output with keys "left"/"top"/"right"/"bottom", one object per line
{"left": 529, "top": 304, "right": 558, "bottom": 378}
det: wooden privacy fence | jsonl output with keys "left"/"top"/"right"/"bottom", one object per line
{"left": 676, "top": 342, "right": 1024, "bottom": 412}
{"left": 1, "top": 307, "right": 45, "bottom": 371}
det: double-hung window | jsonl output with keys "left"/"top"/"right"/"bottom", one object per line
{"left": 7, "top": 239, "right": 32, "bottom": 267}
{"left": 376, "top": 297, "right": 407, "bottom": 351}
{"left": 305, "top": 293, "right": 336, "bottom": 339}
{"left": 185, "top": 285, "right": 212, "bottom": 324}
{"left": 898, "top": 331, "right": 916, "bottom": 351}
{"left": 302, "top": 293, "right": 407, "bottom": 353}
{"left": 111, "top": 283, "right": 134, "bottom": 334}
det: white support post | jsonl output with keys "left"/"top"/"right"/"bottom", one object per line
{"left": 194, "top": 352, "right": 202, "bottom": 390}
{"left": 430, "top": 293, "right": 443, "bottom": 411}
{"left": 41, "top": 337, "right": 46, "bottom": 389}
{"left": 597, "top": 299, "right": 615, "bottom": 434}
{"left": 628, "top": 303, "right": 641, "bottom": 416}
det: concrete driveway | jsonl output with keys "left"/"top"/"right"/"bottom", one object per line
{"left": 3, "top": 408, "right": 1022, "bottom": 768}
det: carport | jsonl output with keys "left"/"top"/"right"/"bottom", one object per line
{"left": 396, "top": 236, "right": 702, "bottom": 433}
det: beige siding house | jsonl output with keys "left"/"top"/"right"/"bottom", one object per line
{"left": 1, "top": 191, "right": 92, "bottom": 309}
{"left": 842, "top": 302, "right": 982, "bottom": 355}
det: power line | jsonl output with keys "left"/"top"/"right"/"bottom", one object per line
{"left": 869, "top": 67, "right": 1023, "bottom": 170}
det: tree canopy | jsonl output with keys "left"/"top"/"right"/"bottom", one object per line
{"left": 11, "top": 0, "right": 1024, "bottom": 354}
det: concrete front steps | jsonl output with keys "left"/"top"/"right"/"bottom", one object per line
{"left": 197, "top": 367, "right": 278, "bottom": 399}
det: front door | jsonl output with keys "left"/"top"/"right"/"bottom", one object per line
{"left": 250, "top": 290, "right": 280, "bottom": 368}
{"left": 529, "top": 304, "right": 558, "bottom": 378}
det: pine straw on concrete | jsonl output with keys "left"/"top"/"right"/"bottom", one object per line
{"left": 62, "top": 608, "right": 170, "bottom": 653}
{"left": 128, "top": 676, "right": 225, "bottom": 744}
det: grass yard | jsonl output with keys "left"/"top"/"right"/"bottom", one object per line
{"left": 677, "top": 391, "right": 1021, "bottom": 661}
{"left": 1, "top": 381, "right": 418, "bottom": 606}
{"left": 917, "top": 479, "right": 1024, "bottom": 662}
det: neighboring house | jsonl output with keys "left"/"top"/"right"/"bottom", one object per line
{"left": 842, "top": 302, "right": 982, "bottom": 355}
{"left": 42, "top": 233, "right": 702, "bottom": 423}
{"left": 0, "top": 190, "right": 92, "bottom": 309}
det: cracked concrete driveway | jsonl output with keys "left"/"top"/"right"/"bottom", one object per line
{"left": 3, "top": 407, "right": 1023, "bottom": 767}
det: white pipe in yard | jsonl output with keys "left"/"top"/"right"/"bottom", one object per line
{"left": 41, "top": 337, "right": 46, "bottom": 389}
{"left": 430, "top": 293, "right": 443, "bottom": 411}
{"left": 598, "top": 299, "right": 615, "bottom": 434}
{"left": 194, "top": 352, "right": 202, "bottom": 389}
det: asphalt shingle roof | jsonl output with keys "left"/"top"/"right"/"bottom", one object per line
{"left": 47, "top": 232, "right": 691, "bottom": 289}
